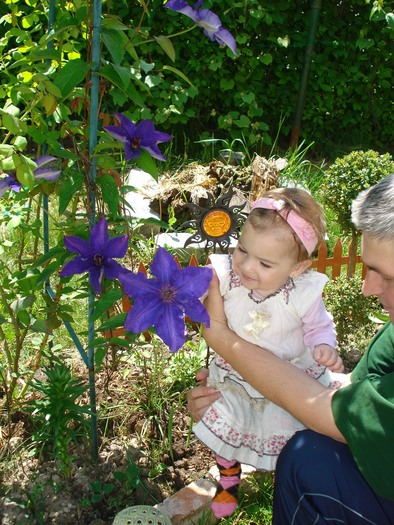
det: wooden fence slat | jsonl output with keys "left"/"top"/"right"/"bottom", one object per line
{"left": 311, "top": 239, "right": 364, "bottom": 279}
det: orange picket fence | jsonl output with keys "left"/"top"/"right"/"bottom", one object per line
{"left": 141, "top": 238, "right": 365, "bottom": 280}
{"left": 311, "top": 238, "right": 365, "bottom": 279}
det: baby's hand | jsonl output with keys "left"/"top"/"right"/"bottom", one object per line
{"left": 313, "top": 344, "right": 344, "bottom": 373}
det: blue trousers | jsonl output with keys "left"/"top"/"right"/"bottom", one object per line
{"left": 273, "top": 430, "right": 394, "bottom": 525}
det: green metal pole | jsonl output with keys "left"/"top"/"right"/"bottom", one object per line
{"left": 290, "top": 0, "right": 322, "bottom": 148}
{"left": 87, "top": 0, "right": 103, "bottom": 461}
{"left": 42, "top": 0, "right": 57, "bottom": 349}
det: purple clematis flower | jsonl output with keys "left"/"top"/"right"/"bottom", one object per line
{"left": 0, "top": 155, "right": 61, "bottom": 198}
{"left": 165, "top": 0, "right": 237, "bottom": 56}
{"left": 104, "top": 113, "right": 172, "bottom": 162}
{"left": 60, "top": 217, "right": 129, "bottom": 295}
{"left": 119, "top": 246, "right": 212, "bottom": 352}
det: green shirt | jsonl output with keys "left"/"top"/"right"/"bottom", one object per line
{"left": 332, "top": 322, "right": 394, "bottom": 501}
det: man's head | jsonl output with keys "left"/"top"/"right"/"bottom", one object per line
{"left": 352, "top": 174, "right": 394, "bottom": 240}
{"left": 352, "top": 174, "right": 394, "bottom": 323}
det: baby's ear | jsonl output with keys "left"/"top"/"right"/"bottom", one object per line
{"left": 290, "top": 259, "right": 312, "bottom": 278}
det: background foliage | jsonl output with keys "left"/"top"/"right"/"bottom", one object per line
{"left": 0, "top": 0, "right": 393, "bottom": 163}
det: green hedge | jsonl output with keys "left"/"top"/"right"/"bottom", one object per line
{"left": 0, "top": 0, "right": 392, "bottom": 160}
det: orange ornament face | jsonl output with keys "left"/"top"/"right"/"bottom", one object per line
{"left": 202, "top": 210, "right": 232, "bottom": 238}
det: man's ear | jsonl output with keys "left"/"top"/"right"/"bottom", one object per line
{"left": 290, "top": 259, "right": 312, "bottom": 278}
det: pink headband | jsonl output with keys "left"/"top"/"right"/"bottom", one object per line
{"left": 251, "top": 197, "right": 318, "bottom": 255}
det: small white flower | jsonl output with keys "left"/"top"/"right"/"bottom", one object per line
{"left": 243, "top": 308, "right": 271, "bottom": 338}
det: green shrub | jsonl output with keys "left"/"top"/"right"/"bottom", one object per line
{"left": 324, "top": 274, "right": 381, "bottom": 370}
{"left": 321, "top": 150, "right": 394, "bottom": 237}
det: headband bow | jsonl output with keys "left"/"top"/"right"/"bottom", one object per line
{"left": 251, "top": 197, "right": 318, "bottom": 255}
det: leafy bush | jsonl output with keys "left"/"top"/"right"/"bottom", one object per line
{"left": 1, "top": 0, "right": 392, "bottom": 160}
{"left": 324, "top": 274, "right": 381, "bottom": 370}
{"left": 321, "top": 150, "right": 394, "bottom": 237}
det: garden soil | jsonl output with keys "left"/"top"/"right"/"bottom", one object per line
{"left": 0, "top": 357, "right": 216, "bottom": 525}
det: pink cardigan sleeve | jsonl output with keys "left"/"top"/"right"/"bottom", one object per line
{"left": 302, "top": 296, "right": 337, "bottom": 349}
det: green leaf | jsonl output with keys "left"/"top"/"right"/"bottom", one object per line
{"left": 34, "top": 246, "right": 65, "bottom": 267}
{"left": 135, "top": 150, "right": 158, "bottom": 180}
{"left": 96, "top": 173, "right": 120, "bottom": 217}
{"left": 261, "top": 53, "right": 273, "bottom": 65}
{"left": 16, "top": 163, "right": 35, "bottom": 189}
{"left": 17, "top": 310, "right": 30, "bottom": 326}
{"left": 386, "top": 13, "right": 394, "bottom": 31}
{"left": 59, "top": 171, "right": 84, "bottom": 215}
{"left": 91, "top": 289, "right": 123, "bottom": 323}
{"left": 0, "top": 145, "right": 14, "bottom": 156}
{"left": 54, "top": 59, "right": 91, "bottom": 99}
{"left": 102, "top": 28, "right": 126, "bottom": 65}
{"left": 94, "top": 345, "right": 108, "bottom": 370}
{"left": 154, "top": 35, "right": 176, "bottom": 62}
{"left": 0, "top": 110, "right": 27, "bottom": 135}
{"left": 13, "top": 136, "right": 27, "bottom": 151}
{"left": 31, "top": 319, "right": 54, "bottom": 334}
{"left": 97, "top": 312, "right": 127, "bottom": 331}
{"left": 162, "top": 65, "right": 196, "bottom": 89}
{"left": 11, "top": 295, "right": 35, "bottom": 313}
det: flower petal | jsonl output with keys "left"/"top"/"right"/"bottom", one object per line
{"left": 89, "top": 266, "right": 104, "bottom": 294}
{"left": 124, "top": 295, "right": 163, "bottom": 333}
{"left": 104, "top": 259, "right": 126, "bottom": 280}
{"left": 165, "top": 0, "right": 199, "bottom": 22}
{"left": 114, "top": 112, "right": 137, "bottom": 139}
{"left": 34, "top": 155, "right": 57, "bottom": 168}
{"left": 135, "top": 120, "right": 156, "bottom": 147}
{"left": 120, "top": 271, "right": 161, "bottom": 298}
{"left": 64, "top": 235, "right": 91, "bottom": 256}
{"left": 153, "top": 130, "right": 173, "bottom": 144}
{"left": 182, "top": 297, "right": 210, "bottom": 326}
{"left": 34, "top": 168, "right": 61, "bottom": 181}
{"left": 103, "top": 234, "right": 129, "bottom": 259}
{"left": 150, "top": 247, "right": 179, "bottom": 283}
{"left": 176, "top": 266, "right": 213, "bottom": 298}
{"left": 214, "top": 28, "right": 237, "bottom": 55}
{"left": 90, "top": 217, "right": 109, "bottom": 252}
{"left": 124, "top": 143, "right": 141, "bottom": 160}
{"left": 103, "top": 125, "right": 128, "bottom": 143}
{"left": 0, "top": 179, "right": 11, "bottom": 197}
{"left": 60, "top": 256, "right": 91, "bottom": 277}
{"left": 142, "top": 144, "right": 166, "bottom": 162}
{"left": 155, "top": 304, "right": 186, "bottom": 352}
{"left": 198, "top": 8, "right": 221, "bottom": 32}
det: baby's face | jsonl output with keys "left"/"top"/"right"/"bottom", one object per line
{"left": 232, "top": 221, "right": 302, "bottom": 297}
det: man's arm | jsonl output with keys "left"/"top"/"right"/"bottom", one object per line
{"left": 200, "top": 274, "right": 347, "bottom": 442}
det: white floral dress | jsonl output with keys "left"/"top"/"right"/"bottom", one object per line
{"left": 194, "top": 254, "right": 346, "bottom": 471}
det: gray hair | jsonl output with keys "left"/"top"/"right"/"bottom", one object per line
{"left": 351, "top": 174, "right": 394, "bottom": 239}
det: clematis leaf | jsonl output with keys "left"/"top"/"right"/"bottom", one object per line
{"left": 154, "top": 35, "right": 176, "bottom": 62}
{"left": 135, "top": 150, "right": 159, "bottom": 181}
{"left": 54, "top": 58, "right": 90, "bottom": 99}
{"left": 16, "top": 164, "right": 35, "bottom": 189}
{"left": 96, "top": 173, "right": 119, "bottom": 217}
{"left": 91, "top": 288, "right": 123, "bottom": 323}
{"left": 59, "top": 171, "right": 84, "bottom": 215}
{"left": 163, "top": 65, "right": 196, "bottom": 88}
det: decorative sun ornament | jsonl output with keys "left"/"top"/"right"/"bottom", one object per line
{"left": 182, "top": 187, "right": 247, "bottom": 253}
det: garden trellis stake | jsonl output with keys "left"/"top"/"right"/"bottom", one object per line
{"left": 42, "top": 0, "right": 103, "bottom": 460}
